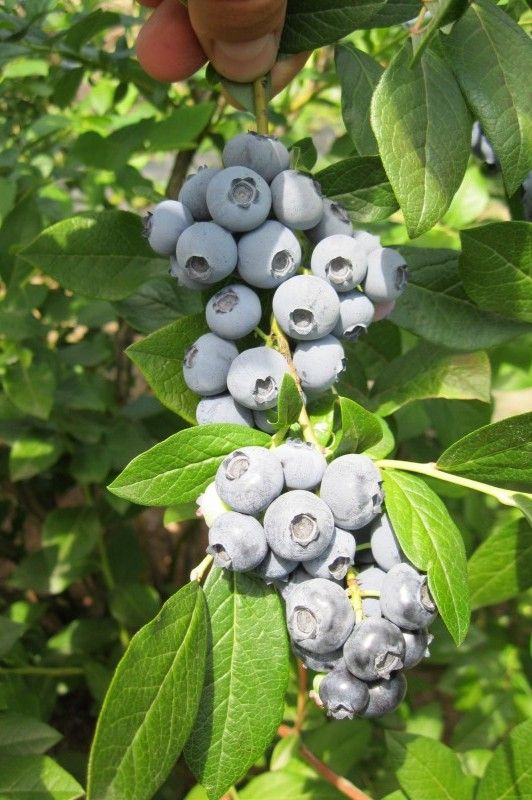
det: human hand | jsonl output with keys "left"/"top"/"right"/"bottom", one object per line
{"left": 136, "top": 0, "right": 308, "bottom": 93}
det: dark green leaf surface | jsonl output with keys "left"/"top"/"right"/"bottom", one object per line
{"left": 459, "top": 222, "right": 532, "bottom": 323}
{"left": 371, "top": 40, "right": 470, "bottom": 237}
{"left": 361, "top": 0, "right": 420, "bottom": 27}
{"left": 410, "top": 0, "right": 468, "bottom": 64}
{"left": 335, "top": 44, "right": 383, "bottom": 155}
{"left": 476, "top": 718, "right": 532, "bottom": 800}
{"left": 21, "top": 211, "right": 166, "bottom": 301}
{"left": 386, "top": 731, "right": 475, "bottom": 800}
{"left": 316, "top": 156, "right": 398, "bottom": 222}
{"left": 240, "top": 759, "right": 343, "bottom": 800}
{"left": 0, "top": 617, "right": 26, "bottom": 657}
{"left": 391, "top": 247, "right": 528, "bottom": 350}
{"left": 87, "top": 582, "right": 207, "bottom": 800}
{"left": 108, "top": 424, "right": 271, "bottom": 506}
{"left": 443, "top": 0, "right": 532, "bottom": 195}
{"left": 9, "top": 434, "right": 64, "bottom": 481}
{"left": 383, "top": 470, "right": 471, "bottom": 644}
{"left": 127, "top": 314, "right": 208, "bottom": 424}
{"left": 438, "top": 412, "right": 532, "bottom": 483}
{"left": 372, "top": 344, "right": 491, "bottom": 417}
{"left": 114, "top": 277, "right": 203, "bottom": 333}
{"left": 0, "top": 713, "right": 62, "bottom": 755}
{"left": 515, "top": 494, "right": 532, "bottom": 526}
{"left": 0, "top": 754, "right": 84, "bottom": 800}
{"left": 3, "top": 361, "right": 56, "bottom": 420}
{"left": 468, "top": 515, "right": 532, "bottom": 609}
{"left": 185, "top": 569, "right": 289, "bottom": 800}
{"left": 280, "top": 0, "right": 386, "bottom": 53}
{"left": 336, "top": 396, "right": 383, "bottom": 456}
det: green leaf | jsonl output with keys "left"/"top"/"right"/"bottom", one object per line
{"left": 185, "top": 569, "right": 289, "bottom": 800}
{"left": 0, "top": 617, "right": 26, "bottom": 657}
{"left": 336, "top": 396, "right": 383, "bottom": 456}
{"left": 0, "top": 713, "right": 62, "bottom": 756}
{"left": 163, "top": 502, "right": 198, "bottom": 525}
{"left": 459, "top": 222, "right": 532, "bottom": 323}
{"left": 382, "top": 469, "right": 471, "bottom": 644}
{"left": 265, "top": 373, "right": 303, "bottom": 431}
{"left": 127, "top": 314, "right": 208, "bottom": 424}
{"left": 307, "top": 394, "right": 336, "bottom": 449}
{"left": 9, "top": 434, "right": 64, "bottom": 481}
{"left": 146, "top": 104, "right": 215, "bottom": 152}
{"left": 442, "top": 0, "right": 532, "bottom": 195}
{"left": 3, "top": 361, "right": 56, "bottom": 420}
{"left": 410, "top": 0, "right": 468, "bottom": 64}
{"left": 289, "top": 138, "right": 318, "bottom": 171}
{"left": 437, "top": 412, "right": 532, "bottom": 483}
{"left": 515, "top": 494, "right": 532, "bottom": 525}
{"left": 315, "top": 156, "right": 398, "bottom": 223}
{"left": 206, "top": 65, "right": 272, "bottom": 114}
{"left": 0, "top": 755, "right": 84, "bottom": 800}
{"left": 372, "top": 343, "right": 491, "bottom": 417}
{"left": 63, "top": 9, "right": 121, "bottom": 48}
{"left": 468, "top": 515, "right": 532, "bottom": 609}
{"left": 391, "top": 247, "right": 529, "bottom": 350}
{"left": 240, "top": 759, "right": 343, "bottom": 800}
{"left": 21, "top": 211, "right": 166, "bottom": 301}
{"left": 114, "top": 277, "right": 203, "bottom": 334}
{"left": 364, "top": 0, "right": 421, "bottom": 28}
{"left": 371, "top": 40, "right": 471, "bottom": 237}
{"left": 364, "top": 416, "right": 396, "bottom": 459}
{"left": 476, "top": 718, "right": 532, "bottom": 800}
{"left": 108, "top": 424, "right": 271, "bottom": 506}
{"left": 280, "top": 0, "right": 387, "bottom": 53}
{"left": 109, "top": 583, "right": 161, "bottom": 630}
{"left": 87, "top": 582, "right": 208, "bottom": 800}
{"left": 335, "top": 44, "right": 383, "bottom": 156}
{"left": 386, "top": 731, "right": 475, "bottom": 800}
{"left": 47, "top": 619, "right": 118, "bottom": 656}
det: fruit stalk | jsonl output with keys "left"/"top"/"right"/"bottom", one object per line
{"left": 253, "top": 76, "right": 269, "bottom": 135}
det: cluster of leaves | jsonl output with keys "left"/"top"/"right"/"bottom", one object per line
{"left": 1, "top": 1, "right": 531, "bottom": 800}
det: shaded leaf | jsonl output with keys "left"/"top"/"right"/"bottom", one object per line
{"left": 316, "top": 156, "right": 398, "bottom": 223}
{"left": 335, "top": 44, "right": 383, "bottom": 155}
{"left": 0, "top": 713, "right": 62, "bottom": 756}
{"left": 476, "top": 718, "right": 532, "bottom": 800}
{"left": 336, "top": 396, "right": 383, "bottom": 456}
{"left": 0, "top": 754, "right": 83, "bottom": 800}
{"left": 280, "top": 0, "right": 386, "bottom": 53}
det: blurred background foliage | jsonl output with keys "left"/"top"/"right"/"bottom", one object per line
{"left": 0, "top": 1, "right": 530, "bottom": 799}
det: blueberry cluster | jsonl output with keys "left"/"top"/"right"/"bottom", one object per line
{"left": 197, "top": 446, "right": 437, "bottom": 719}
{"left": 144, "top": 132, "right": 408, "bottom": 430}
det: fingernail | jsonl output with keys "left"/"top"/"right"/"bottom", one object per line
{"left": 213, "top": 33, "right": 278, "bottom": 79}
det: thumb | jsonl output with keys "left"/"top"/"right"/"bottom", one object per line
{"left": 188, "top": 0, "right": 287, "bottom": 82}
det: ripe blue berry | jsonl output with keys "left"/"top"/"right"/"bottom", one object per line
{"left": 273, "top": 275, "right": 340, "bottom": 341}
{"left": 215, "top": 445, "right": 284, "bottom": 516}
{"left": 223, "top": 132, "right": 290, "bottom": 183}
{"left": 254, "top": 549, "right": 298, "bottom": 584}
{"left": 370, "top": 513, "right": 404, "bottom": 572}
{"left": 169, "top": 256, "right": 206, "bottom": 290}
{"left": 207, "top": 511, "right": 267, "bottom": 571}
{"left": 205, "top": 284, "right": 262, "bottom": 340}
{"left": 361, "top": 672, "right": 407, "bottom": 718}
{"left": 343, "top": 617, "right": 405, "bottom": 681}
{"left": 237, "top": 220, "right": 301, "bottom": 289}
{"left": 175, "top": 222, "right": 237, "bottom": 285}
{"left": 178, "top": 167, "right": 221, "bottom": 221}
{"left": 380, "top": 563, "right": 437, "bottom": 630}
{"left": 402, "top": 628, "right": 433, "bottom": 669}
{"left": 264, "top": 490, "right": 335, "bottom": 562}
{"left": 274, "top": 439, "right": 327, "bottom": 490}
{"left": 196, "top": 394, "right": 253, "bottom": 427}
{"left": 352, "top": 230, "right": 381, "bottom": 258}
{"left": 270, "top": 170, "right": 324, "bottom": 230}
{"left": 320, "top": 455, "right": 384, "bottom": 530}
{"left": 206, "top": 166, "right": 271, "bottom": 232}
{"left": 286, "top": 577, "right": 355, "bottom": 653}
{"left": 333, "top": 290, "right": 375, "bottom": 341}
{"left": 306, "top": 199, "right": 353, "bottom": 244}
{"left": 227, "top": 346, "right": 290, "bottom": 410}
{"left": 364, "top": 247, "right": 408, "bottom": 303}
{"left": 292, "top": 642, "right": 344, "bottom": 672}
{"left": 311, "top": 234, "right": 368, "bottom": 292}
{"left": 293, "top": 335, "right": 346, "bottom": 395}
{"left": 357, "top": 565, "right": 386, "bottom": 618}
{"left": 145, "top": 200, "right": 193, "bottom": 256}
{"left": 318, "top": 666, "right": 370, "bottom": 719}
{"left": 303, "top": 527, "right": 356, "bottom": 581}
{"left": 183, "top": 333, "right": 238, "bottom": 396}
{"left": 253, "top": 410, "right": 277, "bottom": 434}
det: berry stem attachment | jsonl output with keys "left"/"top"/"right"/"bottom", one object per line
{"left": 190, "top": 554, "right": 213, "bottom": 583}
{"left": 345, "top": 567, "right": 364, "bottom": 624}
{"left": 253, "top": 76, "right": 269, "bottom": 135}
{"left": 377, "top": 459, "right": 531, "bottom": 508}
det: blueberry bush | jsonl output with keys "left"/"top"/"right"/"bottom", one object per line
{"left": 1, "top": 2, "right": 531, "bottom": 800}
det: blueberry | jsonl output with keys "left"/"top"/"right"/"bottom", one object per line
{"left": 319, "top": 666, "right": 370, "bottom": 719}
{"left": 253, "top": 410, "right": 278, "bottom": 434}
{"left": 207, "top": 511, "right": 267, "bottom": 571}
{"left": 311, "top": 234, "right": 368, "bottom": 293}
{"left": 206, "top": 166, "right": 271, "bottom": 232}
{"left": 223, "top": 132, "right": 290, "bottom": 183}
{"left": 364, "top": 247, "right": 408, "bottom": 303}
{"left": 227, "top": 346, "right": 291, "bottom": 410}
{"left": 270, "top": 170, "right": 324, "bottom": 230}
{"left": 370, "top": 513, "right": 404, "bottom": 572}
{"left": 178, "top": 167, "right": 221, "bottom": 221}
{"left": 237, "top": 220, "right": 301, "bottom": 289}
{"left": 471, "top": 121, "right": 498, "bottom": 167}
{"left": 361, "top": 672, "right": 407, "bottom": 718}
{"left": 306, "top": 199, "right": 354, "bottom": 244}
{"left": 175, "top": 222, "right": 237, "bottom": 285}
{"left": 254, "top": 549, "right": 298, "bottom": 584}
{"left": 292, "top": 642, "right": 344, "bottom": 672}
{"left": 273, "top": 275, "right": 340, "bottom": 341}
{"left": 380, "top": 563, "right": 437, "bottom": 630}
{"left": 354, "top": 523, "right": 376, "bottom": 566}
{"left": 215, "top": 445, "right": 284, "bottom": 516}
{"left": 352, "top": 230, "right": 381, "bottom": 258}
{"left": 333, "top": 290, "right": 375, "bottom": 341}
{"left": 169, "top": 256, "right": 206, "bottom": 290}
{"left": 144, "top": 200, "right": 193, "bottom": 256}
{"left": 183, "top": 333, "right": 238, "bottom": 396}
{"left": 264, "top": 489, "right": 335, "bottom": 562}
{"left": 277, "top": 564, "right": 312, "bottom": 602}
{"left": 293, "top": 335, "right": 346, "bottom": 395}
{"left": 304, "top": 527, "right": 356, "bottom": 581}
{"left": 320, "top": 455, "right": 384, "bottom": 530}
{"left": 356, "top": 565, "right": 386, "bottom": 618}
{"left": 196, "top": 394, "right": 254, "bottom": 427}
{"left": 402, "top": 628, "right": 433, "bottom": 669}
{"left": 343, "top": 617, "right": 405, "bottom": 681}
{"left": 274, "top": 439, "right": 327, "bottom": 490}
{"left": 286, "top": 577, "right": 355, "bottom": 653}
{"left": 205, "top": 284, "right": 262, "bottom": 340}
